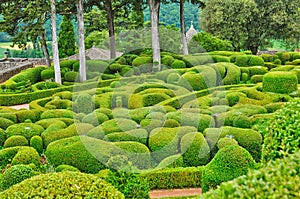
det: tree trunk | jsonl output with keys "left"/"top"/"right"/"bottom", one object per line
{"left": 105, "top": 0, "right": 117, "bottom": 59}
{"left": 149, "top": 0, "right": 161, "bottom": 71}
{"left": 180, "top": 0, "right": 188, "bottom": 55}
{"left": 50, "top": 0, "right": 61, "bottom": 84}
{"left": 40, "top": 31, "right": 51, "bottom": 67}
{"left": 250, "top": 45, "right": 258, "bottom": 55}
{"left": 77, "top": 0, "right": 86, "bottom": 82}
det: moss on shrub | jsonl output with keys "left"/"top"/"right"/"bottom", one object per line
{"left": 201, "top": 145, "right": 255, "bottom": 192}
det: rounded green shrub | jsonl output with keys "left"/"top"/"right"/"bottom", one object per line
{"left": 142, "top": 93, "right": 171, "bottom": 107}
{"left": 250, "top": 74, "right": 264, "bottom": 83}
{"left": 248, "top": 56, "right": 265, "bottom": 66}
{"left": 181, "top": 113, "right": 215, "bottom": 132}
{"left": 82, "top": 112, "right": 109, "bottom": 126}
{"left": 15, "top": 110, "right": 39, "bottom": 123}
{"left": 226, "top": 92, "right": 247, "bottom": 106}
{"left": 40, "top": 109, "right": 74, "bottom": 119}
{"left": 5, "top": 123, "right": 44, "bottom": 140}
{"left": 30, "top": 136, "right": 43, "bottom": 154}
{"left": 3, "top": 135, "right": 28, "bottom": 148}
{"left": 163, "top": 119, "right": 180, "bottom": 128}
{"left": 132, "top": 57, "right": 152, "bottom": 67}
{"left": 100, "top": 118, "right": 138, "bottom": 135}
{"left": 235, "top": 55, "right": 249, "bottom": 66}
{"left": 0, "top": 164, "right": 36, "bottom": 190}
{"left": 233, "top": 115, "right": 251, "bottom": 128}
{"left": 0, "top": 128, "right": 5, "bottom": 146}
{"left": 201, "top": 145, "right": 255, "bottom": 192}
{"left": 248, "top": 66, "right": 268, "bottom": 77}
{"left": 0, "top": 172, "right": 124, "bottom": 198}
{"left": 241, "top": 73, "right": 249, "bottom": 82}
{"left": 55, "top": 165, "right": 80, "bottom": 172}
{"left": 11, "top": 147, "right": 40, "bottom": 166}
{"left": 167, "top": 73, "right": 181, "bottom": 84}
{"left": 180, "top": 132, "right": 210, "bottom": 166}
{"left": 74, "top": 93, "right": 94, "bottom": 114}
{"left": 0, "top": 117, "right": 14, "bottom": 130}
{"left": 140, "top": 119, "right": 163, "bottom": 133}
{"left": 273, "top": 58, "right": 282, "bottom": 65}
{"left": 156, "top": 154, "right": 184, "bottom": 169}
{"left": 263, "top": 72, "right": 298, "bottom": 94}
{"left": 264, "top": 102, "right": 285, "bottom": 113}
{"left": 162, "top": 55, "right": 175, "bottom": 66}
{"left": 171, "top": 60, "right": 186, "bottom": 69}
{"left": 104, "top": 129, "right": 148, "bottom": 145}
{"left": 217, "top": 137, "right": 238, "bottom": 149}
{"left": 41, "top": 68, "right": 54, "bottom": 80}
{"left": 64, "top": 71, "right": 79, "bottom": 82}
{"left": 86, "top": 126, "right": 106, "bottom": 140}
{"left": 0, "top": 113, "right": 17, "bottom": 123}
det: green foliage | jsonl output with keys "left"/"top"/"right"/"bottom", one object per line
{"left": 40, "top": 69, "right": 55, "bottom": 80}
{"left": 142, "top": 166, "right": 203, "bottom": 189}
{"left": 0, "top": 128, "right": 5, "bottom": 146}
{"left": 5, "top": 123, "right": 44, "bottom": 140}
{"left": 40, "top": 109, "right": 74, "bottom": 119}
{"left": 201, "top": 145, "right": 255, "bottom": 192}
{"left": 222, "top": 63, "right": 241, "bottom": 85}
{"left": 55, "top": 165, "right": 80, "bottom": 172}
{"left": 188, "top": 32, "right": 233, "bottom": 53}
{"left": 250, "top": 75, "right": 264, "bottom": 83}
{"left": 171, "top": 60, "right": 186, "bottom": 69}
{"left": 0, "top": 113, "right": 17, "bottom": 123}
{"left": 157, "top": 154, "right": 184, "bottom": 169}
{"left": 104, "top": 129, "right": 148, "bottom": 145}
{"left": 15, "top": 110, "right": 39, "bottom": 123}
{"left": 86, "top": 60, "right": 109, "bottom": 72}
{"left": 201, "top": 151, "right": 300, "bottom": 199}
{"left": 263, "top": 99, "right": 300, "bottom": 162}
{"left": 10, "top": 147, "right": 40, "bottom": 166}
{"left": 248, "top": 56, "right": 265, "bottom": 66}
{"left": 74, "top": 93, "right": 94, "bottom": 114}
{"left": 232, "top": 115, "right": 251, "bottom": 128}
{"left": 163, "top": 119, "right": 180, "bottom": 128}
{"left": 263, "top": 72, "right": 298, "bottom": 94}
{"left": 0, "top": 164, "right": 36, "bottom": 190}
{"left": 180, "top": 132, "right": 210, "bottom": 166}
{"left": 0, "top": 172, "right": 124, "bottom": 198}
{"left": 162, "top": 55, "right": 175, "bottom": 66}
{"left": 132, "top": 57, "right": 152, "bottom": 67}
{"left": 0, "top": 117, "right": 14, "bottom": 130}
{"left": 58, "top": 15, "right": 76, "bottom": 58}
{"left": 29, "top": 136, "right": 43, "bottom": 154}
{"left": 3, "top": 135, "right": 28, "bottom": 148}
{"left": 64, "top": 71, "right": 79, "bottom": 82}
{"left": 100, "top": 118, "right": 138, "bottom": 135}
{"left": 82, "top": 112, "right": 110, "bottom": 126}
{"left": 217, "top": 137, "right": 238, "bottom": 149}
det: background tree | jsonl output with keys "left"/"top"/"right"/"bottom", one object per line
{"left": 77, "top": 0, "right": 86, "bottom": 82}
{"left": 58, "top": 15, "right": 76, "bottom": 58}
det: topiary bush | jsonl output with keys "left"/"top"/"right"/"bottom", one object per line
{"left": 82, "top": 112, "right": 110, "bottom": 126}
{"left": 29, "top": 136, "right": 43, "bottom": 154}
{"left": 217, "top": 137, "right": 238, "bottom": 149}
{"left": 100, "top": 118, "right": 138, "bottom": 135}
{"left": 161, "top": 55, "right": 175, "bottom": 66}
{"left": 104, "top": 129, "right": 148, "bottom": 145}
{"left": 74, "top": 93, "right": 95, "bottom": 114}
{"left": 3, "top": 135, "right": 28, "bottom": 148}
{"left": 55, "top": 165, "right": 80, "bottom": 172}
{"left": 0, "top": 164, "right": 36, "bottom": 190}
{"left": 41, "top": 68, "right": 55, "bottom": 80}
{"left": 221, "top": 63, "right": 241, "bottom": 85}
{"left": 11, "top": 147, "right": 40, "bottom": 166}
{"left": 180, "top": 132, "right": 210, "bottom": 167}
{"left": 64, "top": 71, "right": 79, "bottom": 82}
{"left": 262, "top": 99, "right": 300, "bottom": 162}
{"left": 40, "top": 109, "right": 74, "bottom": 119}
{"left": 248, "top": 55, "right": 265, "bottom": 66}
{"left": 0, "top": 172, "right": 124, "bottom": 198}
{"left": 232, "top": 115, "right": 251, "bottom": 128}
{"left": 156, "top": 154, "right": 184, "bottom": 169}
{"left": 5, "top": 123, "right": 44, "bottom": 141}
{"left": 0, "top": 113, "right": 17, "bottom": 123}
{"left": 201, "top": 145, "right": 255, "bottom": 192}
{"left": 263, "top": 72, "right": 298, "bottom": 94}
{"left": 171, "top": 60, "right": 186, "bottom": 69}
{"left": 0, "top": 117, "right": 14, "bottom": 130}
{"left": 15, "top": 110, "right": 39, "bottom": 123}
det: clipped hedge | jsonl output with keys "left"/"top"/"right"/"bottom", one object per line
{"left": 40, "top": 109, "right": 74, "bottom": 119}
{"left": 3, "top": 135, "right": 28, "bottom": 148}
{"left": 0, "top": 172, "right": 124, "bottom": 198}
{"left": 104, "top": 129, "right": 148, "bottom": 145}
{"left": 100, "top": 118, "right": 138, "bottom": 135}
{"left": 201, "top": 145, "right": 255, "bottom": 192}
{"left": 263, "top": 72, "right": 298, "bottom": 94}
{"left": 5, "top": 123, "right": 44, "bottom": 141}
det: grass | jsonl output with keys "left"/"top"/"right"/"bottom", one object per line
{"left": 0, "top": 42, "right": 33, "bottom": 50}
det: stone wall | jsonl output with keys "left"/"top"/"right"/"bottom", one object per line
{"left": 0, "top": 62, "right": 34, "bottom": 83}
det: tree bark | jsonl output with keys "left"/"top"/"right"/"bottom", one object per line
{"left": 180, "top": 0, "right": 188, "bottom": 55}
{"left": 149, "top": 0, "right": 161, "bottom": 71}
{"left": 40, "top": 31, "right": 51, "bottom": 67}
{"left": 250, "top": 45, "right": 258, "bottom": 55}
{"left": 50, "top": 0, "right": 61, "bottom": 84}
{"left": 105, "top": 0, "right": 117, "bottom": 59}
{"left": 77, "top": 0, "right": 86, "bottom": 82}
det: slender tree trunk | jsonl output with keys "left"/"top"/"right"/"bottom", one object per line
{"left": 40, "top": 31, "right": 51, "bottom": 67}
{"left": 105, "top": 0, "right": 117, "bottom": 59}
{"left": 50, "top": 0, "right": 61, "bottom": 84}
{"left": 77, "top": 0, "right": 86, "bottom": 82}
{"left": 250, "top": 45, "right": 258, "bottom": 55}
{"left": 180, "top": 0, "right": 188, "bottom": 55}
{"left": 149, "top": 0, "right": 161, "bottom": 71}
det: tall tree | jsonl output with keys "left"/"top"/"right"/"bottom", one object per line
{"left": 0, "top": 0, "right": 51, "bottom": 66}
{"left": 77, "top": 0, "right": 86, "bottom": 82}
{"left": 58, "top": 15, "right": 76, "bottom": 58}
{"left": 50, "top": 0, "right": 61, "bottom": 84}
{"left": 179, "top": 0, "right": 188, "bottom": 55}
{"left": 149, "top": 0, "right": 161, "bottom": 71}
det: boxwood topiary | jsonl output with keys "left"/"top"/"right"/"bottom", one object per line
{"left": 0, "top": 172, "right": 124, "bottom": 198}
{"left": 100, "top": 118, "right": 138, "bottom": 135}
{"left": 156, "top": 154, "right": 184, "bottom": 169}
{"left": 217, "top": 137, "right": 238, "bottom": 149}
{"left": 3, "top": 135, "right": 28, "bottom": 148}
{"left": 11, "top": 147, "right": 40, "bottom": 166}
{"left": 232, "top": 115, "right": 251, "bottom": 128}
{"left": 171, "top": 60, "right": 186, "bottom": 69}
{"left": 104, "top": 129, "right": 148, "bottom": 145}
{"left": 180, "top": 132, "right": 210, "bottom": 167}
{"left": 132, "top": 57, "right": 152, "bottom": 67}
{"left": 0, "top": 117, "right": 14, "bottom": 130}
{"left": 64, "top": 71, "right": 79, "bottom": 82}
{"left": 41, "top": 68, "right": 55, "bottom": 80}
{"left": 235, "top": 55, "right": 249, "bottom": 66}
{"left": 82, "top": 112, "right": 110, "bottom": 126}
{"left": 0, "top": 113, "right": 17, "bottom": 123}
{"left": 248, "top": 56, "right": 265, "bottom": 66}
{"left": 263, "top": 71, "right": 298, "bottom": 94}
{"left": 55, "top": 165, "right": 80, "bottom": 172}
{"left": 5, "top": 123, "right": 44, "bottom": 140}
{"left": 15, "top": 110, "right": 39, "bottom": 123}
{"left": 74, "top": 93, "right": 95, "bottom": 114}
{"left": 0, "top": 128, "right": 5, "bottom": 146}
{"left": 40, "top": 109, "right": 74, "bottom": 119}
{"left": 0, "top": 164, "right": 36, "bottom": 190}
{"left": 201, "top": 145, "right": 255, "bottom": 192}
{"left": 140, "top": 119, "right": 163, "bottom": 133}
{"left": 162, "top": 55, "right": 175, "bottom": 66}
{"left": 30, "top": 136, "right": 43, "bottom": 154}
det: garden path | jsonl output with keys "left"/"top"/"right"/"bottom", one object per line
{"left": 149, "top": 188, "right": 202, "bottom": 198}
{"left": 8, "top": 104, "right": 29, "bottom": 110}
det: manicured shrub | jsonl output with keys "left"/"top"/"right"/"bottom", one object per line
{"left": 114, "top": 141, "right": 153, "bottom": 169}
{"left": 11, "top": 147, "right": 40, "bottom": 166}
{"left": 181, "top": 113, "right": 215, "bottom": 132}
{"left": 180, "top": 132, "right": 210, "bottom": 166}
{"left": 129, "top": 107, "right": 150, "bottom": 123}
{"left": 217, "top": 137, "right": 238, "bottom": 149}
{"left": 55, "top": 165, "right": 80, "bottom": 172}
{"left": 45, "top": 136, "right": 117, "bottom": 173}
{"left": 142, "top": 93, "right": 171, "bottom": 107}
{"left": 100, "top": 118, "right": 138, "bottom": 135}
{"left": 40, "top": 109, "right": 74, "bottom": 119}
{"left": 157, "top": 154, "right": 184, "bottom": 169}
{"left": 140, "top": 119, "right": 163, "bottom": 133}
{"left": 86, "top": 60, "right": 110, "bottom": 72}
{"left": 5, "top": 123, "right": 44, "bottom": 140}
{"left": 41, "top": 68, "right": 54, "bottom": 80}
{"left": 82, "top": 112, "right": 109, "bottom": 126}
{"left": 86, "top": 126, "right": 106, "bottom": 140}
{"left": 104, "top": 129, "right": 148, "bottom": 145}
{"left": 149, "top": 127, "right": 180, "bottom": 162}
{"left": 211, "top": 55, "right": 230, "bottom": 63}
{"left": 167, "top": 73, "right": 181, "bottom": 84}
{"left": 221, "top": 63, "right": 241, "bottom": 85}
{"left": 275, "top": 52, "right": 291, "bottom": 64}
{"left": 3, "top": 135, "right": 28, "bottom": 148}
{"left": 248, "top": 66, "right": 268, "bottom": 77}
{"left": 273, "top": 58, "right": 282, "bottom": 65}
{"left": 233, "top": 115, "right": 251, "bottom": 128}
{"left": 162, "top": 55, "right": 175, "bottom": 66}
{"left": 0, "top": 164, "right": 36, "bottom": 190}
{"left": 163, "top": 119, "right": 180, "bottom": 128}
{"left": 251, "top": 74, "right": 264, "bottom": 83}
{"left": 204, "top": 126, "right": 262, "bottom": 162}
{"left": 0, "top": 128, "right": 5, "bottom": 146}
{"left": 64, "top": 71, "right": 79, "bottom": 82}
{"left": 235, "top": 55, "right": 249, "bottom": 66}
{"left": 171, "top": 60, "right": 186, "bottom": 69}
{"left": 35, "top": 118, "right": 69, "bottom": 128}
{"left": 201, "top": 151, "right": 300, "bottom": 199}
{"left": 95, "top": 108, "right": 113, "bottom": 119}
{"left": 142, "top": 166, "right": 203, "bottom": 189}
{"left": 146, "top": 111, "right": 165, "bottom": 120}
{"left": 74, "top": 93, "right": 95, "bottom": 114}
{"left": 132, "top": 57, "right": 152, "bottom": 67}
{"left": 201, "top": 145, "right": 255, "bottom": 192}
{"left": 0, "top": 172, "right": 124, "bottom": 198}
{"left": 15, "top": 110, "right": 39, "bottom": 123}
{"left": 263, "top": 99, "right": 300, "bottom": 162}
{"left": 53, "top": 91, "right": 73, "bottom": 100}
{"left": 0, "top": 117, "right": 14, "bottom": 130}
{"left": 30, "top": 136, "right": 43, "bottom": 154}
{"left": 45, "top": 98, "right": 73, "bottom": 109}
{"left": 263, "top": 72, "right": 298, "bottom": 94}
{"left": 0, "top": 113, "right": 17, "bottom": 123}
{"left": 248, "top": 56, "right": 265, "bottom": 66}
{"left": 264, "top": 102, "right": 285, "bottom": 113}
{"left": 226, "top": 92, "right": 247, "bottom": 106}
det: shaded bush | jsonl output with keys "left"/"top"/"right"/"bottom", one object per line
{"left": 55, "top": 165, "right": 80, "bottom": 172}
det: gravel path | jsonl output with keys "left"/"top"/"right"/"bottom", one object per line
{"left": 8, "top": 104, "right": 29, "bottom": 110}
{"left": 149, "top": 188, "right": 202, "bottom": 198}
